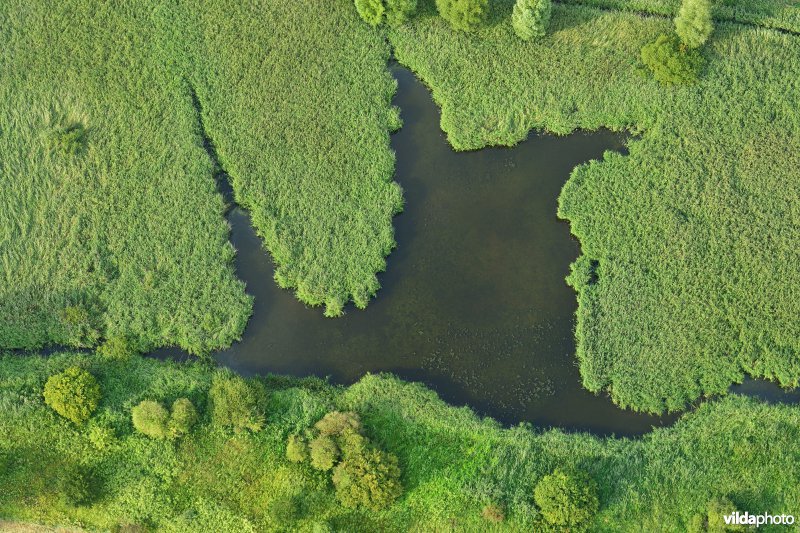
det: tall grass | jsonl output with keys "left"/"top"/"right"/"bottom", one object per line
{"left": 389, "top": 4, "right": 800, "bottom": 413}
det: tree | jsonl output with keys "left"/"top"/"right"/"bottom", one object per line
{"left": 533, "top": 469, "right": 599, "bottom": 529}
{"left": 209, "top": 372, "right": 264, "bottom": 433}
{"left": 355, "top": 0, "right": 385, "bottom": 26}
{"left": 332, "top": 448, "right": 403, "bottom": 511}
{"left": 512, "top": 0, "right": 551, "bottom": 41}
{"left": 43, "top": 366, "right": 101, "bottom": 424}
{"left": 314, "top": 411, "right": 362, "bottom": 436}
{"left": 132, "top": 400, "right": 170, "bottom": 439}
{"left": 641, "top": 34, "right": 704, "bottom": 85}
{"left": 167, "top": 398, "right": 198, "bottom": 439}
{"left": 436, "top": 0, "right": 489, "bottom": 32}
{"left": 310, "top": 435, "right": 340, "bottom": 471}
{"left": 675, "top": 0, "right": 713, "bottom": 48}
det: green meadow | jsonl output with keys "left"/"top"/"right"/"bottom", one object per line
{"left": 1, "top": 353, "right": 798, "bottom": 531}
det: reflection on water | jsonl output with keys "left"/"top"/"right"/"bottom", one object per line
{"left": 182, "top": 66, "right": 680, "bottom": 435}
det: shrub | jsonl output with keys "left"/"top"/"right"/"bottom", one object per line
{"left": 46, "top": 123, "right": 87, "bottom": 156}
{"left": 533, "top": 469, "right": 599, "bottom": 529}
{"left": 435, "top": 0, "right": 489, "bottom": 32}
{"left": 332, "top": 448, "right": 403, "bottom": 511}
{"left": 641, "top": 34, "right": 704, "bottom": 85}
{"left": 338, "top": 429, "right": 368, "bottom": 460}
{"left": 209, "top": 372, "right": 264, "bottom": 432}
{"left": 482, "top": 503, "right": 505, "bottom": 522}
{"left": 355, "top": 0, "right": 385, "bottom": 26}
{"left": 675, "top": 0, "right": 713, "bottom": 48}
{"left": 60, "top": 305, "right": 100, "bottom": 347}
{"left": 43, "top": 366, "right": 101, "bottom": 424}
{"left": 309, "top": 435, "right": 340, "bottom": 471}
{"left": 131, "top": 400, "right": 170, "bottom": 439}
{"left": 314, "top": 411, "right": 362, "bottom": 436}
{"left": 385, "top": 0, "right": 417, "bottom": 26}
{"left": 286, "top": 434, "right": 309, "bottom": 463}
{"left": 97, "top": 335, "right": 138, "bottom": 360}
{"left": 168, "top": 398, "right": 198, "bottom": 439}
{"left": 512, "top": 0, "right": 551, "bottom": 41}
{"left": 60, "top": 466, "right": 97, "bottom": 506}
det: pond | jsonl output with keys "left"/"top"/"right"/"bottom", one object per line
{"left": 190, "top": 65, "right": 681, "bottom": 435}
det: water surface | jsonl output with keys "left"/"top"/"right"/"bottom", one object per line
{"left": 202, "top": 67, "right": 678, "bottom": 435}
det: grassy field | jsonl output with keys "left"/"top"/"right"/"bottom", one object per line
{"left": 389, "top": 2, "right": 800, "bottom": 413}
{"left": 1, "top": 353, "right": 798, "bottom": 531}
{"left": 0, "top": 0, "right": 403, "bottom": 357}
{"left": 560, "top": 0, "right": 800, "bottom": 33}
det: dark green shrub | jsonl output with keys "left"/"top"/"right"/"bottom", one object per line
{"left": 168, "top": 398, "right": 198, "bottom": 439}
{"left": 675, "top": 0, "right": 713, "bottom": 48}
{"left": 60, "top": 465, "right": 98, "bottom": 506}
{"left": 131, "top": 400, "right": 170, "bottom": 439}
{"left": 43, "top": 366, "right": 101, "bottom": 424}
{"left": 482, "top": 503, "right": 505, "bottom": 522}
{"left": 332, "top": 448, "right": 403, "bottom": 511}
{"left": 314, "top": 411, "right": 361, "bottom": 436}
{"left": 46, "top": 123, "right": 87, "bottom": 156}
{"left": 309, "top": 435, "right": 340, "bottom": 471}
{"left": 385, "top": 0, "right": 417, "bottom": 26}
{"left": 512, "top": 0, "right": 551, "bottom": 41}
{"left": 534, "top": 469, "right": 599, "bottom": 529}
{"left": 355, "top": 0, "right": 385, "bottom": 26}
{"left": 209, "top": 372, "right": 264, "bottom": 433}
{"left": 286, "top": 434, "right": 309, "bottom": 463}
{"left": 435, "top": 0, "right": 489, "bottom": 32}
{"left": 97, "top": 335, "right": 138, "bottom": 360}
{"left": 641, "top": 34, "right": 704, "bottom": 85}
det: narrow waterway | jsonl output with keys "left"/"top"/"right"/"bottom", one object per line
{"left": 203, "top": 66, "right": 677, "bottom": 435}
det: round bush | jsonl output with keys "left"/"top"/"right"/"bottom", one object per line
{"left": 97, "top": 335, "right": 138, "bottom": 360}
{"left": 641, "top": 34, "right": 704, "bottom": 85}
{"left": 533, "top": 469, "right": 599, "bottom": 528}
{"left": 43, "top": 366, "right": 101, "bottom": 424}
{"left": 209, "top": 372, "right": 264, "bottom": 433}
{"left": 314, "top": 411, "right": 362, "bottom": 437}
{"left": 512, "top": 0, "right": 551, "bottom": 41}
{"left": 332, "top": 448, "right": 403, "bottom": 511}
{"left": 168, "top": 397, "right": 198, "bottom": 439}
{"left": 131, "top": 400, "right": 170, "bottom": 439}
{"left": 675, "top": 0, "right": 713, "bottom": 49}
{"left": 355, "top": 0, "right": 385, "bottom": 26}
{"left": 435, "top": 0, "right": 489, "bottom": 32}
{"left": 286, "top": 434, "right": 309, "bottom": 463}
{"left": 310, "top": 435, "right": 340, "bottom": 471}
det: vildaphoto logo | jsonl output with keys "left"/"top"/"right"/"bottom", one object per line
{"left": 724, "top": 511, "right": 795, "bottom": 528}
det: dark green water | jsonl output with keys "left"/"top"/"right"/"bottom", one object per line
{"left": 199, "top": 66, "right": 680, "bottom": 435}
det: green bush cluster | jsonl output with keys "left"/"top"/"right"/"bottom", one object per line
{"left": 286, "top": 411, "right": 403, "bottom": 511}
{"left": 641, "top": 33, "right": 704, "bottom": 85}
{"left": 435, "top": 0, "right": 489, "bottom": 32}
{"left": 60, "top": 465, "right": 98, "bottom": 506}
{"left": 512, "top": 0, "right": 552, "bottom": 41}
{"left": 132, "top": 398, "right": 198, "bottom": 440}
{"left": 533, "top": 469, "right": 599, "bottom": 529}
{"left": 46, "top": 123, "right": 87, "bottom": 156}
{"left": 355, "top": 0, "right": 417, "bottom": 27}
{"left": 97, "top": 336, "right": 139, "bottom": 360}
{"left": 43, "top": 366, "right": 101, "bottom": 424}
{"left": 209, "top": 372, "right": 264, "bottom": 433}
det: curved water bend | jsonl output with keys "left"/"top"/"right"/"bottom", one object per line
{"left": 192, "top": 65, "right": 678, "bottom": 436}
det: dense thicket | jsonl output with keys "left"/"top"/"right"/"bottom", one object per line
{"left": 1, "top": 354, "right": 798, "bottom": 530}
{"left": 389, "top": 3, "right": 800, "bottom": 413}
